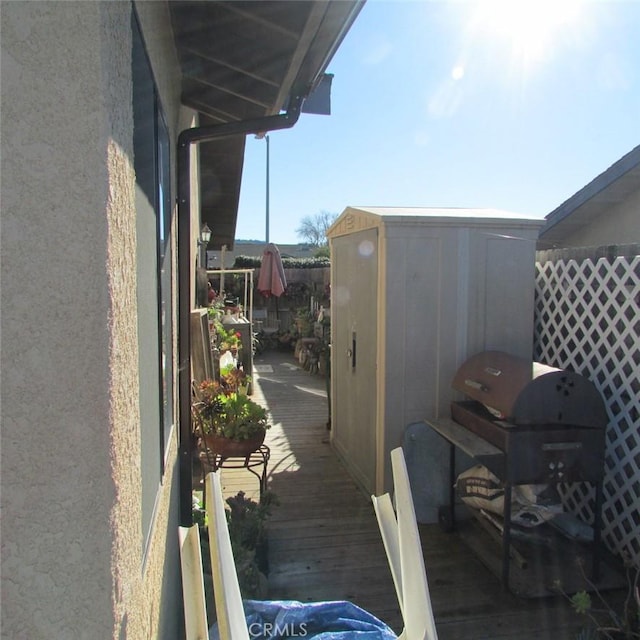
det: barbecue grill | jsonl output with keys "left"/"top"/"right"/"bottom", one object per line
{"left": 429, "top": 350, "right": 608, "bottom": 591}
{"left": 451, "top": 350, "right": 607, "bottom": 485}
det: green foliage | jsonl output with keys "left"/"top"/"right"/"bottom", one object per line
{"left": 192, "top": 379, "right": 225, "bottom": 430}
{"left": 555, "top": 562, "right": 640, "bottom": 640}
{"left": 191, "top": 489, "right": 279, "bottom": 606}
{"left": 232, "top": 255, "right": 261, "bottom": 268}
{"left": 207, "top": 299, "right": 225, "bottom": 315}
{"left": 233, "top": 255, "right": 330, "bottom": 269}
{"left": 572, "top": 591, "right": 593, "bottom": 615}
{"left": 229, "top": 545, "right": 265, "bottom": 598}
{"left": 212, "top": 321, "right": 243, "bottom": 351}
{"left": 292, "top": 306, "right": 315, "bottom": 338}
{"left": 192, "top": 382, "right": 269, "bottom": 440}
{"left": 314, "top": 245, "right": 331, "bottom": 258}
{"left": 226, "top": 490, "right": 278, "bottom": 550}
{"left": 285, "top": 281, "right": 311, "bottom": 305}
{"left": 212, "top": 393, "right": 267, "bottom": 440}
{"left": 225, "top": 491, "right": 279, "bottom": 599}
{"left": 219, "top": 366, "right": 251, "bottom": 392}
{"left": 192, "top": 493, "right": 207, "bottom": 528}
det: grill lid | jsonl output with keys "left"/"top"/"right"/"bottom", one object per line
{"left": 451, "top": 350, "right": 607, "bottom": 428}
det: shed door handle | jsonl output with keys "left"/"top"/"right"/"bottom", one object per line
{"left": 348, "top": 331, "right": 356, "bottom": 369}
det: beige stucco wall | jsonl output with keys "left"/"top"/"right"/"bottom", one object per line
{"left": 1, "top": 2, "right": 191, "bottom": 638}
{"left": 569, "top": 186, "right": 640, "bottom": 246}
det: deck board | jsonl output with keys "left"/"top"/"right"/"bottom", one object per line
{"left": 215, "top": 349, "right": 608, "bottom": 639}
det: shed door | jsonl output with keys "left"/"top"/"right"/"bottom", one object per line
{"left": 331, "top": 228, "right": 378, "bottom": 493}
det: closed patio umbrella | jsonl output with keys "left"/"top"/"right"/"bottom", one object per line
{"left": 257, "top": 243, "right": 287, "bottom": 323}
{"left": 258, "top": 243, "right": 287, "bottom": 298}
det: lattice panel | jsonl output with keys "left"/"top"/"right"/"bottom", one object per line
{"left": 534, "top": 250, "right": 640, "bottom": 567}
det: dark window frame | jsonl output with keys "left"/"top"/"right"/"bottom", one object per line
{"left": 156, "top": 106, "right": 174, "bottom": 467}
{"left": 132, "top": 9, "right": 176, "bottom": 557}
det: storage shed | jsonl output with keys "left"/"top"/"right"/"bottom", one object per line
{"left": 327, "top": 207, "right": 544, "bottom": 519}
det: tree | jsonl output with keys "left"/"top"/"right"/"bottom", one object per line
{"left": 295, "top": 211, "right": 338, "bottom": 246}
{"left": 314, "top": 245, "right": 330, "bottom": 259}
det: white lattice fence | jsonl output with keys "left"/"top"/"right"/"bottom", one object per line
{"left": 534, "top": 246, "right": 640, "bottom": 568}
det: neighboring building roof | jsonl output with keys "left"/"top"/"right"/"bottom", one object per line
{"left": 539, "top": 145, "right": 640, "bottom": 246}
{"left": 168, "top": 1, "right": 365, "bottom": 249}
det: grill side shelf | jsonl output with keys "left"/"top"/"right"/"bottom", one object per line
{"left": 423, "top": 417, "right": 505, "bottom": 479}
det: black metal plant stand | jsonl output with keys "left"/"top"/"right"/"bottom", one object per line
{"left": 200, "top": 444, "right": 271, "bottom": 497}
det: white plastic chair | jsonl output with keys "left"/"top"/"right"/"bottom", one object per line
{"left": 372, "top": 447, "right": 439, "bottom": 640}
{"left": 179, "top": 471, "right": 250, "bottom": 640}
{"left": 178, "top": 524, "right": 210, "bottom": 640}
{"left": 205, "top": 471, "right": 250, "bottom": 640}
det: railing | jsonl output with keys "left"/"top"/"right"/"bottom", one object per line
{"left": 206, "top": 268, "right": 255, "bottom": 324}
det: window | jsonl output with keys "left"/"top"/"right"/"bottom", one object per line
{"left": 132, "top": 12, "right": 175, "bottom": 554}
{"left": 157, "top": 110, "right": 174, "bottom": 462}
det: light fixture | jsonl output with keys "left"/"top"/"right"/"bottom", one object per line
{"left": 200, "top": 223, "right": 212, "bottom": 245}
{"left": 198, "top": 223, "right": 212, "bottom": 269}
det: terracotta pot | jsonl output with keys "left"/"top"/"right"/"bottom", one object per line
{"left": 202, "top": 430, "right": 265, "bottom": 458}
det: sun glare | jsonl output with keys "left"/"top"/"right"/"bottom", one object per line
{"left": 472, "top": 0, "right": 582, "bottom": 63}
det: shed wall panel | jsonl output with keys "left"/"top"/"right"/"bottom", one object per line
{"left": 329, "top": 207, "right": 542, "bottom": 514}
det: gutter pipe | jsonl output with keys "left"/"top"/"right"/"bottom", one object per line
{"left": 177, "top": 94, "right": 303, "bottom": 526}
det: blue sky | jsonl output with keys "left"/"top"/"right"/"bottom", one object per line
{"left": 235, "top": 0, "right": 640, "bottom": 244}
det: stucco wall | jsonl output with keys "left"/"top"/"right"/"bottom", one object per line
{"left": 1, "top": 2, "right": 187, "bottom": 638}
{"left": 2, "top": 2, "right": 117, "bottom": 637}
{"left": 570, "top": 186, "right": 640, "bottom": 246}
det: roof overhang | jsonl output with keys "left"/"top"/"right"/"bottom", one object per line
{"left": 538, "top": 145, "right": 640, "bottom": 247}
{"left": 169, "top": 0, "right": 364, "bottom": 249}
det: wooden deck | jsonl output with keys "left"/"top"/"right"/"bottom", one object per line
{"left": 216, "top": 349, "right": 599, "bottom": 640}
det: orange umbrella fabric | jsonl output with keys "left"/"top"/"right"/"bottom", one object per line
{"left": 257, "top": 243, "right": 287, "bottom": 297}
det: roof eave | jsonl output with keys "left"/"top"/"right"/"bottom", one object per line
{"left": 539, "top": 145, "right": 640, "bottom": 244}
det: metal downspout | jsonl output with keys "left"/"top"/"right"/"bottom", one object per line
{"left": 178, "top": 96, "right": 303, "bottom": 526}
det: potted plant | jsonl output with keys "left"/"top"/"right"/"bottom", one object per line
{"left": 226, "top": 490, "right": 278, "bottom": 576}
{"left": 192, "top": 488, "right": 278, "bottom": 601}
{"left": 213, "top": 322, "right": 243, "bottom": 356}
{"left": 192, "top": 380, "right": 269, "bottom": 458}
{"left": 219, "top": 364, "right": 251, "bottom": 395}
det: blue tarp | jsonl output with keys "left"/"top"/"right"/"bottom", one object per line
{"left": 211, "top": 600, "right": 397, "bottom": 640}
